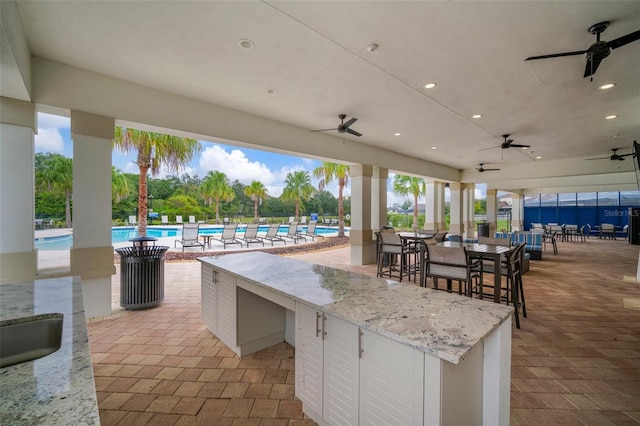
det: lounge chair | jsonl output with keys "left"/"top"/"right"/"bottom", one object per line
{"left": 262, "top": 224, "right": 286, "bottom": 246}
{"left": 300, "top": 216, "right": 307, "bottom": 224}
{"left": 161, "top": 215, "right": 169, "bottom": 225}
{"left": 223, "top": 217, "right": 230, "bottom": 225}
{"left": 189, "top": 215, "right": 196, "bottom": 223}
{"left": 174, "top": 222, "right": 204, "bottom": 251}
{"left": 284, "top": 222, "right": 306, "bottom": 244}
{"left": 176, "top": 215, "right": 183, "bottom": 224}
{"left": 241, "top": 223, "right": 264, "bottom": 247}
{"left": 211, "top": 224, "right": 243, "bottom": 249}
{"left": 128, "top": 215, "right": 137, "bottom": 226}
{"left": 301, "top": 220, "right": 324, "bottom": 241}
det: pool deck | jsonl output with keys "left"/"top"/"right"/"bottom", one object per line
{"left": 35, "top": 225, "right": 346, "bottom": 273}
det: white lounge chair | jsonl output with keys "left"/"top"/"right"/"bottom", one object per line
{"left": 263, "top": 224, "right": 286, "bottom": 246}
{"left": 241, "top": 223, "right": 264, "bottom": 247}
{"left": 176, "top": 215, "right": 183, "bottom": 224}
{"left": 161, "top": 215, "right": 169, "bottom": 225}
{"left": 301, "top": 220, "right": 323, "bottom": 241}
{"left": 284, "top": 222, "right": 306, "bottom": 244}
{"left": 174, "top": 222, "right": 204, "bottom": 251}
{"left": 189, "top": 215, "right": 196, "bottom": 223}
{"left": 128, "top": 215, "right": 137, "bottom": 226}
{"left": 211, "top": 224, "right": 243, "bottom": 249}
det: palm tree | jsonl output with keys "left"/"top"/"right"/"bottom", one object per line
{"left": 313, "top": 162, "right": 349, "bottom": 237}
{"left": 113, "top": 127, "right": 200, "bottom": 236}
{"left": 111, "top": 166, "right": 130, "bottom": 203}
{"left": 200, "top": 171, "right": 235, "bottom": 223}
{"left": 36, "top": 153, "right": 73, "bottom": 227}
{"left": 281, "top": 171, "right": 315, "bottom": 221}
{"left": 393, "top": 174, "right": 425, "bottom": 232}
{"left": 244, "top": 180, "right": 268, "bottom": 222}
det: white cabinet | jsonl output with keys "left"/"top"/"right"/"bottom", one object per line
{"left": 200, "top": 264, "right": 216, "bottom": 331}
{"left": 296, "top": 302, "right": 424, "bottom": 426}
{"left": 201, "top": 264, "right": 236, "bottom": 349}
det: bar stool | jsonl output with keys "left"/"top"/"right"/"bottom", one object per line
{"left": 501, "top": 243, "right": 527, "bottom": 329}
{"left": 376, "top": 232, "right": 417, "bottom": 282}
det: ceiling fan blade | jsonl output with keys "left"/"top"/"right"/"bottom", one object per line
{"left": 342, "top": 117, "right": 358, "bottom": 128}
{"left": 477, "top": 145, "right": 500, "bottom": 152}
{"left": 345, "top": 127, "right": 362, "bottom": 137}
{"left": 583, "top": 55, "right": 605, "bottom": 78}
{"left": 310, "top": 127, "right": 338, "bottom": 132}
{"left": 485, "top": 168, "right": 501, "bottom": 171}
{"left": 508, "top": 143, "right": 531, "bottom": 149}
{"left": 525, "top": 50, "right": 587, "bottom": 61}
{"left": 585, "top": 156, "right": 610, "bottom": 160}
{"left": 606, "top": 29, "right": 640, "bottom": 50}
{"left": 619, "top": 153, "right": 635, "bottom": 157}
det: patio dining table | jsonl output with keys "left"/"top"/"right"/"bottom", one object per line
{"left": 434, "top": 241, "right": 514, "bottom": 304}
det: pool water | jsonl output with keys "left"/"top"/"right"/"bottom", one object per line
{"left": 35, "top": 225, "right": 344, "bottom": 250}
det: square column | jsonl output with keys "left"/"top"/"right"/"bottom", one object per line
{"left": 425, "top": 181, "right": 446, "bottom": 231}
{"left": 449, "top": 183, "right": 464, "bottom": 236}
{"left": 371, "top": 167, "right": 388, "bottom": 231}
{"left": 463, "top": 184, "right": 476, "bottom": 240}
{"left": 486, "top": 189, "right": 498, "bottom": 235}
{"left": 510, "top": 192, "right": 524, "bottom": 231}
{"left": 70, "top": 111, "right": 115, "bottom": 318}
{"left": 350, "top": 164, "right": 375, "bottom": 265}
{"left": 0, "top": 97, "right": 37, "bottom": 283}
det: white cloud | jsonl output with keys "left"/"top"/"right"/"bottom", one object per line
{"left": 35, "top": 128, "right": 64, "bottom": 153}
{"left": 198, "top": 145, "right": 276, "bottom": 185}
{"left": 38, "top": 113, "right": 69, "bottom": 129}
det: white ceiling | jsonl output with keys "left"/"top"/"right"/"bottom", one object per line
{"left": 12, "top": 1, "right": 640, "bottom": 180}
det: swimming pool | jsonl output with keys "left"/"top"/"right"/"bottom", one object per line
{"left": 35, "top": 225, "right": 345, "bottom": 250}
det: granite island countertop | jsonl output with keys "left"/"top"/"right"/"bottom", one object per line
{"left": 199, "top": 252, "right": 513, "bottom": 364}
{"left": 0, "top": 276, "right": 99, "bottom": 426}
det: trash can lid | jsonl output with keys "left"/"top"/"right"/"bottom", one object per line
{"left": 129, "top": 236, "right": 158, "bottom": 242}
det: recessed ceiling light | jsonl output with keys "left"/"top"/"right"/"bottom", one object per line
{"left": 472, "top": 114, "right": 482, "bottom": 119}
{"left": 366, "top": 43, "right": 379, "bottom": 52}
{"left": 431, "top": 146, "right": 437, "bottom": 150}
{"left": 267, "top": 89, "right": 277, "bottom": 94}
{"left": 535, "top": 156, "right": 542, "bottom": 159}
{"left": 606, "top": 115, "right": 618, "bottom": 120}
{"left": 610, "top": 134, "right": 620, "bottom": 138}
{"left": 394, "top": 132, "right": 402, "bottom": 136}
{"left": 599, "top": 83, "right": 616, "bottom": 90}
{"left": 423, "top": 83, "right": 437, "bottom": 89}
{"left": 238, "top": 39, "right": 255, "bottom": 49}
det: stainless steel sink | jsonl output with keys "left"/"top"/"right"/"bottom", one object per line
{"left": 0, "top": 313, "right": 64, "bottom": 368}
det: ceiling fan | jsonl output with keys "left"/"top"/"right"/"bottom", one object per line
{"left": 586, "top": 148, "right": 635, "bottom": 161}
{"left": 478, "top": 134, "right": 530, "bottom": 152}
{"left": 525, "top": 21, "right": 640, "bottom": 80}
{"left": 476, "top": 163, "right": 501, "bottom": 173}
{"left": 311, "top": 114, "right": 362, "bottom": 137}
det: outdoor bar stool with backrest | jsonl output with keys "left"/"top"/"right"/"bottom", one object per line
{"left": 600, "top": 223, "right": 616, "bottom": 239}
{"left": 501, "top": 243, "right": 527, "bottom": 329}
{"left": 376, "top": 231, "right": 418, "bottom": 283}
{"left": 424, "top": 244, "right": 481, "bottom": 296}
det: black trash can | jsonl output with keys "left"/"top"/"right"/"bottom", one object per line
{"left": 116, "top": 238, "right": 168, "bottom": 310}
{"left": 477, "top": 222, "right": 490, "bottom": 238}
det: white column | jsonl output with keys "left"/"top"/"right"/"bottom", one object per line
{"left": 350, "top": 164, "right": 375, "bottom": 265}
{"left": 424, "top": 181, "right": 437, "bottom": 231}
{"left": 0, "top": 97, "right": 37, "bottom": 283}
{"left": 510, "top": 192, "right": 524, "bottom": 231}
{"left": 70, "top": 111, "right": 115, "bottom": 318}
{"left": 486, "top": 189, "right": 498, "bottom": 235}
{"left": 463, "top": 184, "right": 476, "bottom": 240}
{"left": 434, "top": 182, "right": 446, "bottom": 231}
{"left": 371, "top": 167, "right": 388, "bottom": 231}
{"left": 449, "top": 183, "right": 464, "bottom": 236}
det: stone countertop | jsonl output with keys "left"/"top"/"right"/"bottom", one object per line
{"left": 199, "top": 252, "right": 513, "bottom": 364}
{"left": 0, "top": 277, "right": 99, "bottom": 426}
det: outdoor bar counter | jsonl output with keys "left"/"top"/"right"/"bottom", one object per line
{"left": 0, "top": 277, "right": 99, "bottom": 425}
{"left": 199, "top": 252, "right": 513, "bottom": 426}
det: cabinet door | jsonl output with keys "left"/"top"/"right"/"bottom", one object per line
{"left": 359, "top": 330, "right": 425, "bottom": 426}
{"left": 215, "top": 270, "right": 236, "bottom": 348}
{"left": 295, "top": 303, "right": 323, "bottom": 417}
{"left": 323, "top": 314, "right": 359, "bottom": 425}
{"left": 200, "top": 264, "right": 217, "bottom": 332}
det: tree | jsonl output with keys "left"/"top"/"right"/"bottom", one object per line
{"left": 113, "top": 127, "right": 201, "bottom": 236}
{"left": 111, "top": 166, "right": 130, "bottom": 203}
{"left": 200, "top": 171, "right": 235, "bottom": 223}
{"left": 35, "top": 153, "right": 73, "bottom": 227}
{"left": 393, "top": 175, "right": 425, "bottom": 231}
{"left": 244, "top": 181, "right": 268, "bottom": 221}
{"left": 281, "top": 171, "right": 315, "bottom": 220}
{"left": 313, "top": 162, "right": 349, "bottom": 237}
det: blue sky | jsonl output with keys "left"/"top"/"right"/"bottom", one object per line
{"left": 35, "top": 112, "right": 485, "bottom": 205}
